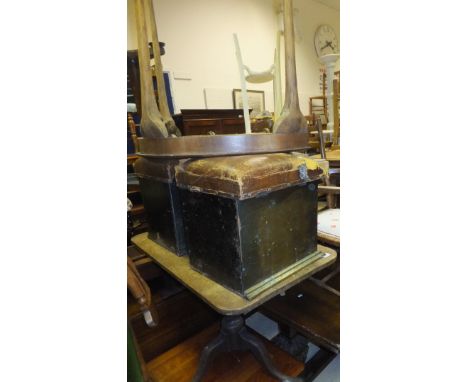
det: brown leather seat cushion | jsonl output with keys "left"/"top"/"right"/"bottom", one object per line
{"left": 175, "top": 153, "right": 323, "bottom": 199}
{"left": 134, "top": 158, "right": 179, "bottom": 182}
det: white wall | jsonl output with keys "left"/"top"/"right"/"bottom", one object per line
{"left": 127, "top": 0, "right": 339, "bottom": 114}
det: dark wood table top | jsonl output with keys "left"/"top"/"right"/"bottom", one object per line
{"left": 261, "top": 279, "right": 340, "bottom": 353}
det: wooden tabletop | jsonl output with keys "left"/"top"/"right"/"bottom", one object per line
{"left": 261, "top": 279, "right": 340, "bottom": 353}
{"left": 311, "top": 149, "right": 340, "bottom": 167}
{"left": 132, "top": 233, "right": 337, "bottom": 315}
{"left": 318, "top": 231, "right": 340, "bottom": 247}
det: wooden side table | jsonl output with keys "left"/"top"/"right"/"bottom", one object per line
{"left": 132, "top": 233, "right": 337, "bottom": 382}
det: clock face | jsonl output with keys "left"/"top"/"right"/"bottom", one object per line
{"left": 314, "top": 25, "right": 339, "bottom": 57}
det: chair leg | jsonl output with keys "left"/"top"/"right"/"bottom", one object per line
{"left": 233, "top": 33, "right": 252, "bottom": 134}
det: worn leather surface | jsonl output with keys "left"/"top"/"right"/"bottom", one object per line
{"left": 175, "top": 153, "right": 323, "bottom": 199}
{"left": 134, "top": 157, "right": 180, "bottom": 182}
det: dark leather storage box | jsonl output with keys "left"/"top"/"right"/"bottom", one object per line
{"left": 175, "top": 153, "right": 324, "bottom": 299}
{"left": 134, "top": 158, "right": 187, "bottom": 256}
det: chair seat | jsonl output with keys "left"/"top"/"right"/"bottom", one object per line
{"left": 318, "top": 208, "right": 340, "bottom": 239}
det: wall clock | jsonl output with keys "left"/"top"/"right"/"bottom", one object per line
{"left": 314, "top": 24, "right": 339, "bottom": 57}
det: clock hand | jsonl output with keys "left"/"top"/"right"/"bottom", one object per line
{"left": 320, "top": 41, "right": 332, "bottom": 51}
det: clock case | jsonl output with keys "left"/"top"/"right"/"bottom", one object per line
{"left": 314, "top": 24, "right": 339, "bottom": 57}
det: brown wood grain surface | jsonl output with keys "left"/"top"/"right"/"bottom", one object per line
{"left": 127, "top": 256, "right": 152, "bottom": 309}
{"left": 137, "top": 132, "right": 310, "bottom": 158}
{"left": 134, "top": 0, "right": 167, "bottom": 138}
{"left": 261, "top": 279, "right": 340, "bottom": 353}
{"left": 144, "top": 0, "right": 179, "bottom": 136}
{"left": 147, "top": 323, "right": 303, "bottom": 382}
{"left": 273, "top": 0, "right": 307, "bottom": 134}
{"left": 317, "top": 230, "right": 340, "bottom": 247}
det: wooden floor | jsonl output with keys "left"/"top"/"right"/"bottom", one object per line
{"left": 147, "top": 323, "right": 304, "bottom": 382}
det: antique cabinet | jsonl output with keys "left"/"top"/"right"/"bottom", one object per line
{"left": 175, "top": 109, "right": 271, "bottom": 136}
{"left": 175, "top": 153, "right": 323, "bottom": 299}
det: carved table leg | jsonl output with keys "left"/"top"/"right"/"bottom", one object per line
{"left": 192, "top": 315, "right": 302, "bottom": 382}
{"left": 191, "top": 333, "right": 226, "bottom": 382}
{"left": 240, "top": 327, "right": 302, "bottom": 382}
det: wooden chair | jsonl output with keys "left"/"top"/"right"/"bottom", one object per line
{"left": 316, "top": 119, "right": 340, "bottom": 248}
{"left": 128, "top": 254, "right": 158, "bottom": 382}
{"left": 128, "top": 113, "right": 140, "bottom": 153}
{"left": 308, "top": 71, "right": 334, "bottom": 149}
{"left": 128, "top": 255, "right": 158, "bottom": 327}
{"left": 306, "top": 115, "right": 332, "bottom": 151}
{"left": 233, "top": 32, "right": 282, "bottom": 133}
{"left": 309, "top": 72, "right": 328, "bottom": 126}
{"left": 309, "top": 69, "right": 340, "bottom": 153}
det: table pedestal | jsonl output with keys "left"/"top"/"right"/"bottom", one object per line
{"left": 192, "top": 315, "right": 302, "bottom": 382}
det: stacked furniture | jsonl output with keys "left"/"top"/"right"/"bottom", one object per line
{"left": 128, "top": 0, "right": 339, "bottom": 381}
{"left": 175, "top": 109, "right": 272, "bottom": 135}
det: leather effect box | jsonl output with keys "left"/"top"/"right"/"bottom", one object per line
{"left": 175, "top": 153, "right": 324, "bottom": 299}
{"left": 134, "top": 157, "right": 187, "bottom": 256}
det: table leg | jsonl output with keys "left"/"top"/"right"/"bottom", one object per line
{"left": 192, "top": 315, "right": 302, "bottom": 382}
{"left": 240, "top": 328, "right": 302, "bottom": 382}
{"left": 191, "top": 332, "right": 226, "bottom": 382}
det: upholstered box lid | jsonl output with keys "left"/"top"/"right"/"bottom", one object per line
{"left": 175, "top": 153, "right": 323, "bottom": 199}
{"left": 133, "top": 158, "right": 180, "bottom": 183}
